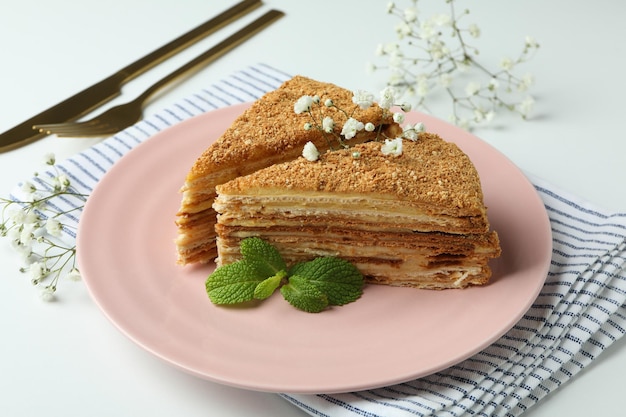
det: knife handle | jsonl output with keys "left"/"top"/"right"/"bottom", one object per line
{"left": 118, "top": 0, "right": 262, "bottom": 82}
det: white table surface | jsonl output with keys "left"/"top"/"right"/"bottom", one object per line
{"left": 1, "top": 1, "right": 624, "bottom": 416}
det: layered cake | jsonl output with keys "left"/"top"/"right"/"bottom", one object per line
{"left": 175, "top": 76, "right": 401, "bottom": 264}
{"left": 212, "top": 134, "right": 501, "bottom": 289}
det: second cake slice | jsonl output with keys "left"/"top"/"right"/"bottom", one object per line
{"left": 213, "top": 134, "right": 501, "bottom": 289}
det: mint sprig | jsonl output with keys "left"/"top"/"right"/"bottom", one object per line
{"left": 205, "top": 237, "right": 364, "bottom": 313}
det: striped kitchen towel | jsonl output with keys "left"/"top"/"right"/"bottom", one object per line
{"left": 6, "top": 63, "right": 626, "bottom": 417}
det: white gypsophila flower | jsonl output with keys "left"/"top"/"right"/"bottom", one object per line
{"left": 386, "top": 1, "right": 394, "bottom": 13}
{"left": 500, "top": 57, "right": 514, "bottom": 71}
{"left": 14, "top": 241, "right": 32, "bottom": 261}
{"left": 379, "top": 86, "right": 396, "bottom": 110}
{"left": 432, "top": 13, "right": 452, "bottom": 27}
{"left": 19, "top": 223, "right": 36, "bottom": 246}
{"left": 352, "top": 90, "right": 375, "bottom": 109}
{"left": 383, "top": 42, "right": 400, "bottom": 55}
{"left": 54, "top": 174, "right": 70, "bottom": 192}
{"left": 30, "top": 261, "right": 48, "bottom": 281}
{"left": 322, "top": 116, "right": 335, "bottom": 133}
{"left": 400, "top": 102, "right": 412, "bottom": 112}
{"left": 456, "top": 59, "right": 471, "bottom": 73}
{"left": 8, "top": 208, "right": 26, "bottom": 225}
{"left": 403, "top": 122, "right": 425, "bottom": 141}
{"left": 404, "top": 6, "right": 418, "bottom": 22}
{"left": 488, "top": 77, "right": 500, "bottom": 91}
{"left": 416, "top": 79, "right": 429, "bottom": 97}
{"left": 381, "top": 137, "right": 403, "bottom": 157}
{"left": 468, "top": 24, "right": 481, "bottom": 38}
{"left": 21, "top": 181, "right": 36, "bottom": 194}
{"left": 365, "top": 122, "right": 376, "bottom": 132}
{"left": 395, "top": 21, "right": 412, "bottom": 38}
{"left": 474, "top": 108, "right": 486, "bottom": 123}
{"left": 302, "top": 141, "right": 320, "bottom": 162}
{"left": 465, "top": 82, "right": 481, "bottom": 96}
{"left": 303, "top": 122, "right": 312, "bottom": 131}
{"left": 388, "top": 71, "right": 405, "bottom": 87}
{"left": 402, "top": 124, "right": 419, "bottom": 141}
{"left": 9, "top": 227, "right": 32, "bottom": 260}
{"left": 40, "top": 286, "right": 56, "bottom": 302}
{"left": 45, "top": 218, "right": 63, "bottom": 237}
{"left": 415, "top": 78, "right": 430, "bottom": 97}
{"left": 25, "top": 211, "right": 39, "bottom": 225}
{"left": 324, "top": 98, "right": 333, "bottom": 107}
{"left": 519, "top": 96, "right": 535, "bottom": 117}
{"left": 393, "top": 112, "right": 405, "bottom": 123}
{"left": 43, "top": 153, "right": 55, "bottom": 165}
{"left": 439, "top": 74, "right": 453, "bottom": 88}
{"left": 518, "top": 73, "right": 534, "bottom": 92}
{"left": 341, "top": 118, "right": 365, "bottom": 140}
{"left": 429, "top": 40, "right": 448, "bottom": 60}
{"left": 294, "top": 95, "right": 314, "bottom": 114}
{"left": 66, "top": 268, "right": 81, "bottom": 282}
{"left": 420, "top": 21, "right": 436, "bottom": 40}
{"left": 525, "top": 36, "right": 539, "bottom": 48}
{"left": 388, "top": 52, "right": 404, "bottom": 69}
{"left": 428, "top": 42, "right": 443, "bottom": 59}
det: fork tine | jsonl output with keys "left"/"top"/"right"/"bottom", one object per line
{"left": 34, "top": 120, "right": 117, "bottom": 137}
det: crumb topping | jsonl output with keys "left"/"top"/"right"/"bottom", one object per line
{"left": 217, "top": 133, "right": 486, "bottom": 213}
{"left": 189, "top": 76, "right": 395, "bottom": 177}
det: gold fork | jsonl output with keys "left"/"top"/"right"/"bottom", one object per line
{"left": 34, "top": 10, "right": 284, "bottom": 138}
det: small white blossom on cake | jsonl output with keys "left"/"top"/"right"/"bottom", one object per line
{"left": 340, "top": 118, "right": 365, "bottom": 140}
{"left": 381, "top": 137, "right": 403, "bottom": 157}
{"left": 302, "top": 141, "right": 320, "bottom": 162}
{"left": 322, "top": 116, "right": 334, "bottom": 133}
{"left": 378, "top": 86, "right": 396, "bottom": 110}
{"left": 294, "top": 95, "right": 315, "bottom": 114}
{"left": 351, "top": 90, "right": 375, "bottom": 109}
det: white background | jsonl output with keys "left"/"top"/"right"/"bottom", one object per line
{"left": 1, "top": 1, "right": 624, "bottom": 416}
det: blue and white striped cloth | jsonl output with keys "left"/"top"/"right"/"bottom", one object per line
{"left": 10, "top": 64, "right": 626, "bottom": 417}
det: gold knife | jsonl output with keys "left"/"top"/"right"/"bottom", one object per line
{"left": 0, "top": 0, "right": 262, "bottom": 153}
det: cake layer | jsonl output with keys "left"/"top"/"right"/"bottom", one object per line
{"left": 213, "top": 192, "right": 489, "bottom": 235}
{"left": 216, "top": 134, "right": 488, "bottom": 219}
{"left": 214, "top": 226, "right": 500, "bottom": 289}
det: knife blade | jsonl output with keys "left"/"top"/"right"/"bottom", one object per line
{"left": 0, "top": 0, "right": 262, "bottom": 153}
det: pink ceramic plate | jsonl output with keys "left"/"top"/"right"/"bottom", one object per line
{"left": 77, "top": 103, "right": 552, "bottom": 394}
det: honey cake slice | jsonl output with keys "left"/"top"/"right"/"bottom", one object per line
{"left": 213, "top": 134, "right": 501, "bottom": 289}
{"left": 175, "top": 76, "right": 401, "bottom": 265}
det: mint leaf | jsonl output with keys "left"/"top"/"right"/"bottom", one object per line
{"left": 205, "top": 238, "right": 365, "bottom": 313}
{"left": 289, "top": 257, "right": 364, "bottom": 306}
{"left": 206, "top": 261, "right": 269, "bottom": 304}
{"left": 254, "top": 270, "right": 286, "bottom": 300}
{"left": 240, "top": 237, "right": 287, "bottom": 277}
{"left": 281, "top": 275, "right": 329, "bottom": 313}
